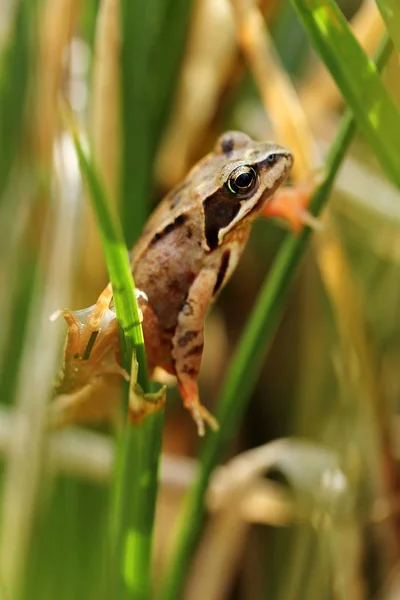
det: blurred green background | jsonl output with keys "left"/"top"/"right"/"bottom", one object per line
{"left": 1, "top": 0, "right": 400, "bottom": 599}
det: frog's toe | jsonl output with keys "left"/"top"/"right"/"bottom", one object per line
{"left": 189, "top": 401, "right": 219, "bottom": 437}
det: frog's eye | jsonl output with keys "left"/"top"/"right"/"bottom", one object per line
{"left": 227, "top": 165, "right": 258, "bottom": 195}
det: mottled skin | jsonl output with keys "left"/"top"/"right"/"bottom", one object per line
{"left": 53, "top": 131, "right": 295, "bottom": 435}
{"left": 132, "top": 131, "right": 293, "bottom": 434}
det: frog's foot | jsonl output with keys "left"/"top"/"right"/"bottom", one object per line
{"left": 52, "top": 283, "right": 127, "bottom": 395}
{"left": 263, "top": 174, "right": 323, "bottom": 234}
{"left": 178, "top": 381, "right": 219, "bottom": 437}
{"left": 190, "top": 400, "right": 219, "bottom": 438}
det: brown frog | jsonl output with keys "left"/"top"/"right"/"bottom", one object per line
{"left": 53, "top": 131, "right": 298, "bottom": 435}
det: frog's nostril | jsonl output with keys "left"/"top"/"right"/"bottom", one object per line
{"left": 265, "top": 153, "right": 277, "bottom": 166}
{"left": 285, "top": 152, "right": 294, "bottom": 168}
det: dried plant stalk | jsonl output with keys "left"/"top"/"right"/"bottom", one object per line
{"left": 315, "top": 217, "right": 400, "bottom": 567}
{"left": 184, "top": 511, "right": 249, "bottom": 600}
{"left": 91, "top": 0, "right": 120, "bottom": 203}
{"left": 156, "top": 0, "right": 238, "bottom": 189}
{"left": 230, "top": 0, "right": 319, "bottom": 180}
{"left": 34, "top": 0, "right": 81, "bottom": 167}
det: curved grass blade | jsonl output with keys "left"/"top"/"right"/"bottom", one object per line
{"left": 64, "top": 110, "right": 164, "bottom": 600}
{"left": 376, "top": 0, "right": 400, "bottom": 56}
{"left": 70, "top": 132, "right": 144, "bottom": 358}
{"left": 290, "top": 0, "right": 400, "bottom": 190}
{"left": 158, "top": 36, "right": 393, "bottom": 600}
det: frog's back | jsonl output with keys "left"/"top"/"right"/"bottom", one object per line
{"left": 132, "top": 208, "right": 205, "bottom": 331}
{"left": 130, "top": 151, "right": 219, "bottom": 331}
{"left": 131, "top": 151, "right": 216, "bottom": 265}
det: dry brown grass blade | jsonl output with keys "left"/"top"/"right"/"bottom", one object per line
{"left": 230, "top": 0, "right": 319, "bottom": 180}
{"left": 209, "top": 471, "right": 293, "bottom": 526}
{"left": 157, "top": 0, "right": 318, "bottom": 188}
{"left": 91, "top": 0, "right": 120, "bottom": 203}
{"left": 316, "top": 219, "right": 385, "bottom": 461}
{"left": 155, "top": 0, "right": 238, "bottom": 189}
{"left": 184, "top": 510, "right": 249, "bottom": 600}
{"left": 315, "top": 215, "right": 400, "bottom": 567}
{"left": 34, "top": 0, "right": 81, "bottom": 168}
{"left": 299, "top": 0, "right": 385, "bottom": 126}
{"left": 0, "top": 404, "right": 297, "bottom": 526}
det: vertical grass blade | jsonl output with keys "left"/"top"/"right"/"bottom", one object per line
{"left": 118, "top": 0, "right": 193, "bottom": 246}
{"left": 150, "top": 0, "right": 194, "bottom": 142}
{"left": 0, "top": 136, "right": 81, "bottom": 600}
{"left": 376, "top": 0, "right": 400, "bottom": 56}
{"left": 67, "top": 119, "right": 163, "bottom": 600}
{"left": 119, "top": 0, "right": 153, "bottom": 245}
{"left": 111, "top": 412, "right": 164, "bottom": 600}
{"left": 0, "top": 0, "right": 32, "bottom": 201}
{"left": 290, "top": 0, "right": 400, "bottom": 189}
{"left": 158, "top": 36, "right": 393, "bottom": 600}
{"left": 69, "top": 126, "right": 144, "bottom": 355}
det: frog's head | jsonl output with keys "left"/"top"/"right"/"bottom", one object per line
{"left": 201, "top": 131, "right": 293, "bottom": 251}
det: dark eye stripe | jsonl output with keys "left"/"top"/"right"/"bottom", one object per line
{"left": 149, "top": 214, "right": 187, "bottom": 246}
{"left": 203, "top": 191, "right": 241, "bottom": 251}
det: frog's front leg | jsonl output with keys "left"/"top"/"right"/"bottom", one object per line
{"left": 263, "top": 182, "right": 321, "bottom": 233}
{"left": 172, "top": 267, "right": 220, "bottom": 436}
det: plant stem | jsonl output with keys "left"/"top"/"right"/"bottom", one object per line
{"left": 68, "top": 122, "right": 164, "bottom": 600}
{"left": 111, "top": 411, "right": 164, "bottom": 600}
{"left": 158, "top": 35, "right": 393, "bottom": 600}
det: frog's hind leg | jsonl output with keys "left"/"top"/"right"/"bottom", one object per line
{"left": 171, "top": 268, "right": 220, "bottom": 436}
{"left": 138, "top": 293, "right": 174, "bottom": 377}
{"left": 177, "top": 378, "right": 219, "bottom": 437}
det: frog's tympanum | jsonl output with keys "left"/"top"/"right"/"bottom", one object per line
{"left": 53, "top": 132, "right": 297, "bottom": 435}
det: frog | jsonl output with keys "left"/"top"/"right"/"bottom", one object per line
{"left": 53, "top": 131, "right": 300, "bottom": 436}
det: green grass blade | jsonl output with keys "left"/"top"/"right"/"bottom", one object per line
{"left": 119, "top": 0, "right": 193, "bottom": 247}
{"left": 158, "top": 36, "right": 393, "bottom": 600}
{"left": 111, "top": 412, "right": 164, "bottom": 600}
{"left": 67, "top": 118, "right": 163, "bottom": 600}
{"left": 150, "top": 0, "right": 194, "bottom": 141}
{"left": 71, "top": 131, "right": 143, "bottom": 358}
{"left": 119, "top": 0, "right": 154, "bottom": 245}
{"left": 0, "top": 0, "right": 32, "bottom": 201}
{"left": 290, "top": 0, "right": 400, "bottom": 190}
{"left": 376, "top": 0, "right": 400, "bottom": 56}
